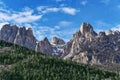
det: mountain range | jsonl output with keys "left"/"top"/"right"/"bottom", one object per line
{"left": 1, "top": 22, "right": 120, "bottom": 69}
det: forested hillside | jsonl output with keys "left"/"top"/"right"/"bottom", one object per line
{"left": 0, "top": 40, "right": 119, "bottom": 80}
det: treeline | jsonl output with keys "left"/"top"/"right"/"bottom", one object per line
{"left": 0, "top": 40, "right": 120, "bottom": 80}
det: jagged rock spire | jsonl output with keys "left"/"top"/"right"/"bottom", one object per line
{"left": 80, "top": 22, "right": 97, "bottom": 38}
{"left": 80, "top": 22, "right": 93, "bottom": 34}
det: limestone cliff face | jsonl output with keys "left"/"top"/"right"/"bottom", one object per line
{"left": 36, "top": 37, "right": 53, "bottom": 54}
{"left": 51, "top": 37, "right": 65, "bottom": 56}
{"left": 51, "top": 37, "right": 65, "bottom": 45}
{"left": 63, "top": 22, "right": 120, "bottom": 65}
{"left": 1, "top": 23, "right": 120, "bottom": 66}
{"left": 0, "top": 24, "right": 53, "bottom": 55}
{"left": 0, "top": 24, "right": 37, "bottom": 50}
{"left": 63, "top": 23, "right": 97, "bottom": 60}
{"left": 80, "top": 22, "right": 97, "bottom": 39}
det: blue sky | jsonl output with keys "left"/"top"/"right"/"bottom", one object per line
{"left": 0, "top": 0, "right": 120, "bottom": 42}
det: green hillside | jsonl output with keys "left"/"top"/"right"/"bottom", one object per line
{"left": 0, "top": 40, "right": 119, "bottom": 80}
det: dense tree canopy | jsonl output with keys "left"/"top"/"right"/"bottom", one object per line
{"left": 0, "top": 40, "right": 119, "bottom": 80}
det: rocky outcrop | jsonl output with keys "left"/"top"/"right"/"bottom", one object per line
{"left": 63, "top": 23, "right": 97, "bottom": 60}
{"left": 2, "top": 22, "right": 120, "bottom": 66}
{"left": 36, "top": 37, "right": 53, "bottom": 54}
{"left": 51, "top": 37, "right": 65, "bottom": 45}
{"left": 51, "top": 37, "right": 65, "bottom": 56}
{"left": 80, "top": 22, "right": 97, "bottom": 41}
{"left": 0, "top": 24, "right": 65, "bottom": 56}
{"left": 0, "top": 24, "right": 54, "bottom": 55}
{"left": 0, "top": 24, "right": 37, "bottom": 50}
{"left": 61, "top": 39, "right": 73, "bottom": 58}
{"left": 63, "top": 22, "right": 120, "bottom": 65}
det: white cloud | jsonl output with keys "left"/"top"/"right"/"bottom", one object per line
{"left": 0, "top": 0, "right": 6, "bottom": 7}
{"left": 61, "top": 7, "right": 78, "bottom": 15}
{"left": 60, "top": 4, "right": 66, "bottom": 7}
{"left": 54, "top": 26, "right": 60, "bottom": 29}
{"left": 101, "top": 0, "right": 110, "bottom": 5}
{"left": 59, "top": 21, "right": 72, "bottom": 27}
{"left": 34, "top": 26, "right": 57, "bottom": 40}
{"left": 94, "top": 20, "right": 112, "bottom": 33}
{"left": 111, "top": 25, "right": 120, "bottom": 31}
{"left": 42, "top": 8, "right": 60, "bottom": 14}
{"left": 81, "top": 0, "right": 88, "bottom": 6}
{"left": 95, "top": 29, "right": 105, "bottom": 33}
{"left": 0, "top": 7, "right": 42, "bottom": 24}
{"left": 0, "top": 1, "right": 78, "bottom": 41}
{"left": 14, "top": 13, "right": 42, "bottom": 23}
{"left": 96, "top": 20, "right": 112, "bottom": 27}
{"left": 37, "top": 6, "right": 79, "bottom": 15}
{"left": 33, "top": 21, "right": 75, "bottom": 42}
{"left": 36, "top": 6, "right": 48, "bottom": 12}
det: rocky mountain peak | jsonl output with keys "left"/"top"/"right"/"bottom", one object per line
{"left": 2, "top": 24, "right": 10, "bottom": 29}
{"left": 2, "top": 22, "right": 120, "bottom": 67}
{"left": 0, "top": 24, "right": 64, "bottom": 56}
{"left": 44, "top": 37, "right": 49, "bottom": 42}
{"left": 98, "top": 32, "right": 106, "bottom": 37}
{"left": 0, "top": 24, "right": 37, "bottom": 50}
{"left": 80, "top": 22, "right": 93, "bottom": 34}
{"left": 26, "top": 28, "right": 34, "bottom": 36}
{"left": 63, "top": 22, "right": 120, "bottom": 66}
{"left": 80, "top": 22, "right": 97, "bottom": 39}
{"left": 106, "top": 30, "right": 113, "bottom": 35}
{"left": 27, "top": 27, "right": 32, "bottom": 31}
{"left": 37, "top": 37, "right": 53, "bottom": 54}
{"left": 11, "top": 25, "right": 18, "bottom": 28}
{"left": 51, "top": 36, "right": 65, "bottom": 45}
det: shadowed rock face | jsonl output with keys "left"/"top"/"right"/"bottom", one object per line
{"left": 0, "top": 24, "right": 37, "bottom": 50}
{"left": 37, "top": 37, "right": 53, "bottom": 54}
{"left": 63, "top": 22, "right": 120, "bottom": 65}
{"left": 80, "top": 22, "right": 97, "bottom": 39}
{"left": 0, "top": 24, "right": 53, "bottom": 55}
{"left": 1, "top": 23, "right": 120, "bottom": 66}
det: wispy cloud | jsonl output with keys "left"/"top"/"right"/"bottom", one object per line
{"left": 61, "top": 7, "right": 78, "bottom": 15}
{"left": 0, "top": 7, "right": 42, "bottom": 24}
{"left": 58, "top": 21, "right": 72, "bottom": 27}
{"left": 94, "top": 20, "right": 112, "bottom": 32}
{"left": 34, "top": 25, "right": 61, "bottom": 40}
{"left": 33, "top": 20, "right": 76, "bottom": 41}
{"left": 111, "top": 25, "right": 120, "bottom": 31}
{"left": 95, "top": 29, "right": 105, "bottom": 33}
{"left": 100, "top": 0, "right": 111, "bottom": 5}
{"left": 37, "top": 6, "right": 79, "bottom": 15}
{"left": 0, "top": 0, "right": 78, "bottom": 41}
{"left": 96, "top": 20, "right": 112, "bottom": 27}
{"left": 81, "top": 0, "right": 88, "bottom": 6}
{"left": 0, "top": 0, "right": 6, "bottom": 7}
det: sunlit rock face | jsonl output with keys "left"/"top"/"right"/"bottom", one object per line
{"left": 0, "top": 24, "right": 63, "bottom": 56}
{"left": 37, "top": 37, "right": 53, "bottom": 54}
{"left": 63, "top": 22, "right": 120, "bottom": 65}
{"left": 0, "top": 24, "right": 37, "bottom": 50}
{"left": 51, "top": 37, "right": 65, "bottom": 45}
{"left": 51, "top": 37, "right": 65, "bottom": 56}
{"left": 1, "top": 23, "right": 120, "bottom": 66}
{"left": 0, "top": 25, "right": 53, "bottom": 55}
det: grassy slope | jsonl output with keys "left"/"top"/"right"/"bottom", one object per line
{"left": 0, "top": 40, "right": 119, "bottom": 80}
